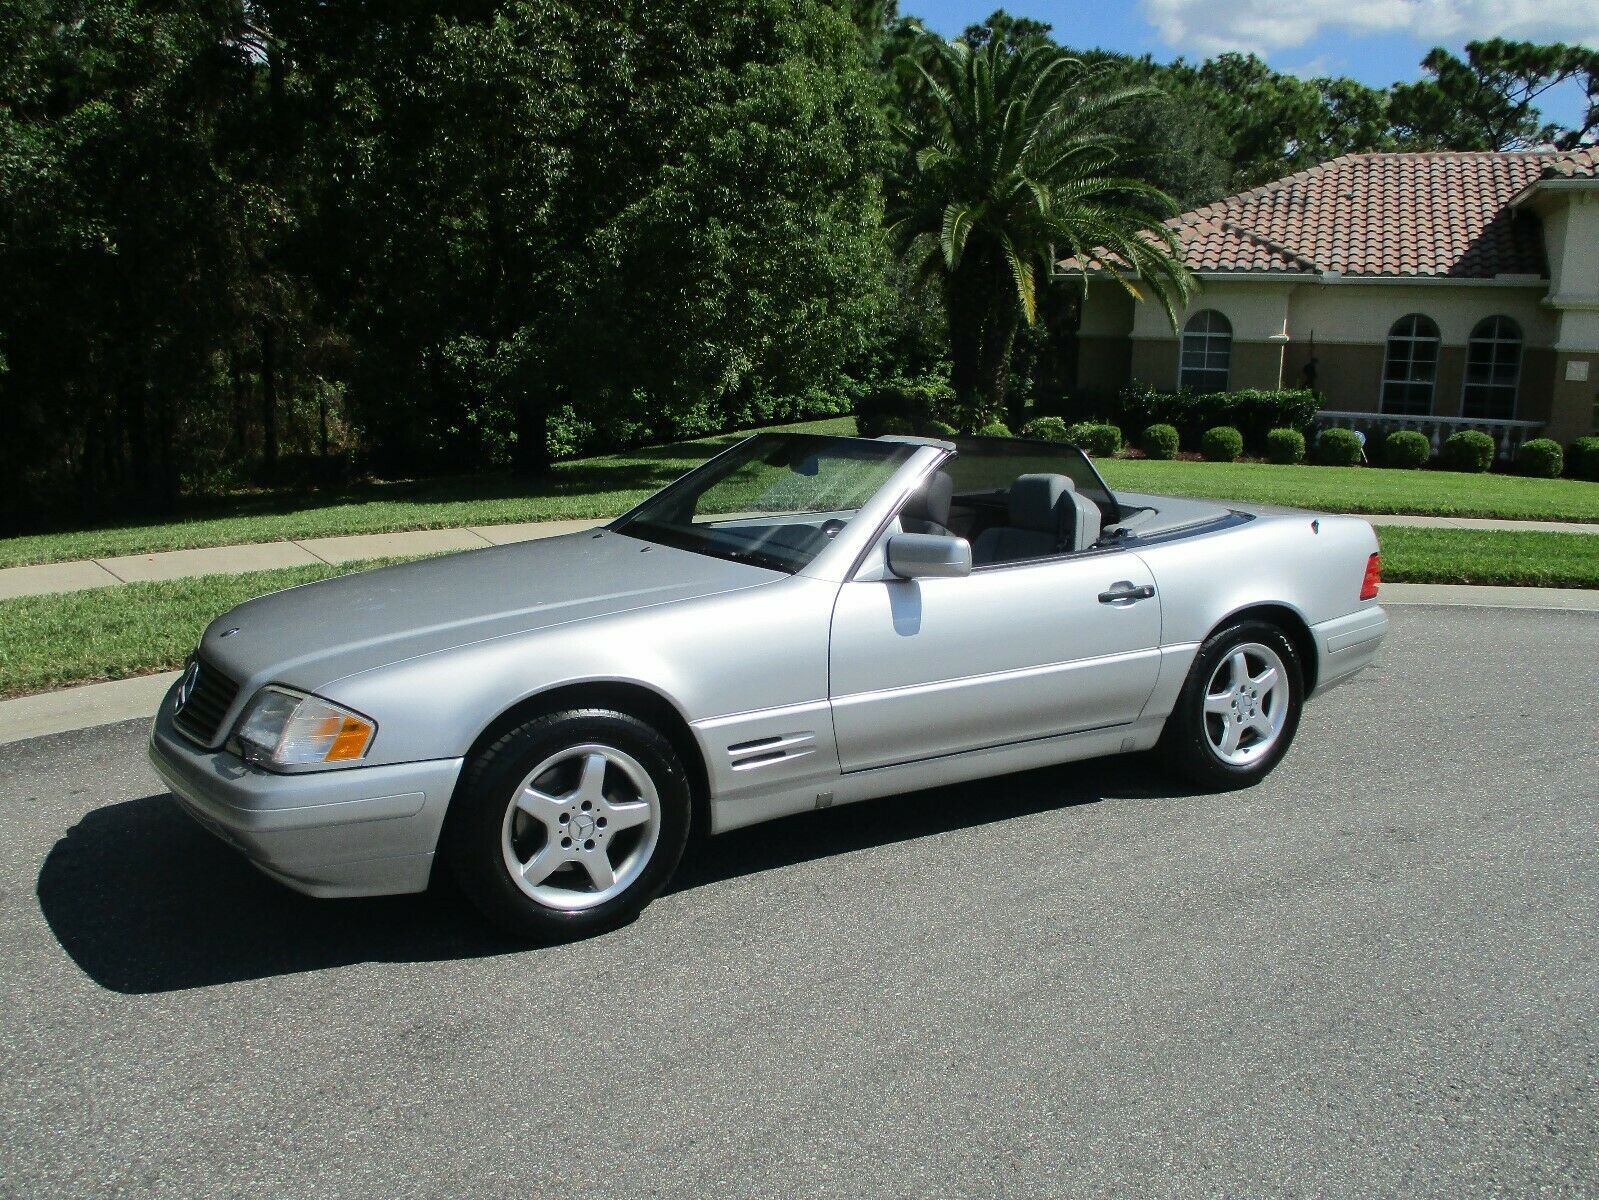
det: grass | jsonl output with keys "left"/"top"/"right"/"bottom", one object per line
{"left": 1375, "top": 527, "right": 1599, "bottom": 589}
{"left": 1, "top": 527, "right": 1592, "bottom": 700}
{"left": 4, "top": 417, "right": 1596, "bottom": 569}
{"left": 1098, "top": 458, "right": 1599, "bottom": 523}
{"left": 0, "top": 558, "right": 417, "bottom": 699}
{"left": 0, "top": 416, "right": 856, "bottom": 569}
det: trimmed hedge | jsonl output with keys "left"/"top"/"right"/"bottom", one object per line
{"left": 1441, "top": 429, "right": 1496, "bottom": 473}
{"left": 1383, "top": 430, "right": 1431, "bottom": 469}
{"left": 1315, "top": 427, "right": 1365, "bottom": 466}
{"left": 1265, "top": 427, "right": 1305, "bottom": 465}
{"left": 976, "top": 420, "right": 1013, "bottom": 438}
{"left": 1019, "top": 415, "right": 1069, "bottom": 442}
{"left": 1200, "top": 425, "right": 1243, "bottom": 462}
{"left": 1568, "top": 436, "right": 1599, "bottom": 482}
{"left": 1063, "top": 421, "right": 1123, "bottom": 457}
{"left": 1517, "top": 438, "right": 1563, "bottom": 479}
{"left": 1140, "top": 423, "right": 1180, "bottom": 460}
{"left": 926, "top": 419, "right": 959, "bottom": 438}
{"left": 855, "top": 375, "right": 956, "bottom": 438}
{"left": 1110, "top": 384, "right": 1318, "bottom": 453}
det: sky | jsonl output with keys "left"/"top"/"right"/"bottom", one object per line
{"left": 906, "top": 0, "right": 1597, "bottom": 129}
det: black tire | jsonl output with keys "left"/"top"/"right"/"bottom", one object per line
{"left": 444, "top": 708, "right": 692, "bottom": 940}
{"left": 1158, "top": 618, "right": 1304, "bottom": 790}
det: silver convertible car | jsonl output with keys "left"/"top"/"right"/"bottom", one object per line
{"left": 149, "top": 432, "right": 1388, "bottom": 937}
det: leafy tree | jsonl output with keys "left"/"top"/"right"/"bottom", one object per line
{"left": 1390, "top": 39, "right": 1599, "bottom": 150}
{"left": 889, "top": 35, "right": 1192, "bottom": 427}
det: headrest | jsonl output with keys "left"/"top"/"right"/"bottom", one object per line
{"left": 902, "top": 469, "right": 953, "bottom": 529}
{"left": 1008, "top": 473, "right": 1074, "bottom": 533}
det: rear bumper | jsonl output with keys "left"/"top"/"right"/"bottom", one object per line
{"left": 1310, "top": 604, "right": 1388, "bottom": 696}
{"left": 147, "top": 682, "right": 463, "bottom": 898}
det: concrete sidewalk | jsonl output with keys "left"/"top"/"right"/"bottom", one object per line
{"left": 2, "top": 581, "right": 1593, "bottom": 747}
{"left": 1, "top": 511, "right": 1595, "bottom": 602}
{"left": 0, "top": 518, "right": 607, "bottom": 600}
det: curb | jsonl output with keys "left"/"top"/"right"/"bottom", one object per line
{"left": 2, "top": 584, "right": 1593, "bottom": 748}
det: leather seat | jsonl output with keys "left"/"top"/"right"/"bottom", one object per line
{"left": 972, "top": 473, "right": 1102, "bottom": 565}
{"left": 899, "top": 469, "right": 954, "bottom": 537}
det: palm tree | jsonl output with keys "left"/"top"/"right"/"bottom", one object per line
{"left": 889, "top": 34, "right": 1194, "bottom": 428}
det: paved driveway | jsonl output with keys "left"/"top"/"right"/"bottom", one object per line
{"left": 1, "top": 606, "right": 1594, "bottom": 1197}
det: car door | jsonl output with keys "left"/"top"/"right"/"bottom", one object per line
{"left": 828, "top": 549, "right": 1162, "bottom": 772}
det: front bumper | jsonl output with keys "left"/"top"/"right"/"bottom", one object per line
{"left": 147, "top": 682, "right": 463, "bottom": 898}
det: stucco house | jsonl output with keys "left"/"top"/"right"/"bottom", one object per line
{"left": 1067, "top": 149, "right": 1599, "bottom": 455}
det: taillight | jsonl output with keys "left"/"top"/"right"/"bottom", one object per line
{"left": 1360, "top": 552, "right": 1381, "bottom": 600}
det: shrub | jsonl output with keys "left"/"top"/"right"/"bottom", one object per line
{"left": 976, "top": 420, "right": 1013, "bottom": 438}
{"left": 1019, "top": 415, "right": 1069, "bottom": 442}
{"left": 855, "top": 375, "right": 955, "bottom": 438}
{"left": 1200, "top": 425, "right": 1244, "bottom": 462}
{"left": 1063, "top": 421, "right": 1123, "bottom": 457}
{"left": 1140, "top": 423, "right": 1180, "bottom": 460}
{"left": 1383, "top": 429, "right": 1431, "bottom": 469}
{"left": 876, "top": 416, "right": 914, "bottom": 436}
{"left": 1517, "top": 437, "right": 1563, "bottom": 478}
{"left": 1566, "top": 436, "right": 1599, "bottom": 481}
{"left": 925, "top": 419, "right": 959, "bottom": 438}
{"left": 1440, "top": 429, "right": 1496, "bottom": 473}
{"left": 1315, "top": 427, "right": 1365, "bottom": 466}
{"left": 1265, "top": 427, "right": 1305, "bottom": 465}
{"left": 1108, "top": 384, "right": 1318, "bottom": 453}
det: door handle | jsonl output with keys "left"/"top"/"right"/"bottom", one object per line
{"left": 1098, "top": 581, "right": 1156, "bottom": 604}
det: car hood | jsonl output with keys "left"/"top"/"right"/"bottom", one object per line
{"left": 196, "top": 529, "right": 778, "bottom": 692}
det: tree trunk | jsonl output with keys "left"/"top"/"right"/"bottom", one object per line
{"left": 985, "top": 286, "right": 1023, "bottom": 431}
{"left": 946, "top": 255, "right": 990, "bottom": 431}
{"left": 511, "top": 390, "right": 551, "bottom": 479}
{"left": 260, "top": 323, "right": 279, "bottom": 475}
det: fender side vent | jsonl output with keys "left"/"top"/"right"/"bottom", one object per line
{"left": 728, "top": 732, "right": 817, "bottom": 772}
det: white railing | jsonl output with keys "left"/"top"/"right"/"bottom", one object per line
{"left": 1314, "top": 410, "right": 1545, "bottom": 460}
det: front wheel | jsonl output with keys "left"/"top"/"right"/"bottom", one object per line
{"left": 1158, "top": 619, "right": 1303, "bottom": 790}
{"left": 445, "top": 709, "right": 692, "bottom": 939}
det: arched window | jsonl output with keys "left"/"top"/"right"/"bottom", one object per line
{"left": 1381, "top": 314, "right": 1440, "bottom": 415}
{"left": 1179, "top": 310, "right": 1231, "bottom": 393}
{"left": 1462, "top": 316, "right": 1521, "bottom": 420}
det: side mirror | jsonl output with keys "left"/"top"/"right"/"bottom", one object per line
{"left": 886, "top": 533, "right": 972, "bottom": 580}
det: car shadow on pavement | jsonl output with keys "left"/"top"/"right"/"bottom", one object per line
{"left": 37, "top": 755, "right": 1185, "bottom": 994}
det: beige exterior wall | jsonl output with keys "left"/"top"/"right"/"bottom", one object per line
{"left": 1548, "top": 353, "right": 1597, "bottom": 444}
{"left": 1076, "top": 334, "right": 1132, "bottom": 400}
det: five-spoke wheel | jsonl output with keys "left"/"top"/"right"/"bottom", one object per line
{"left": 1159, "top": 619, "right": 1303, "bottom": 789}
{"left": 447, "top": 709, "right": 691, "bottom": 939}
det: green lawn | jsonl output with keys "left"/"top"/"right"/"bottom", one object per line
{"left": 2, "top": 526, "right": 1593, "bottom": 700}
{"left": 0, "top": 417, "right": 856, "bottom": 569}
{"left": 5, "top": 419, "right": 1597, "bottom": 569}
{"left": 1375, "top": 527, "right": 1599, "bottom": 589}
{"left": 1098, "top": 458, "right": 1599, "bottom": 523}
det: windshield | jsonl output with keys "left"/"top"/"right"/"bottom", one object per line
{"left": 613, "top": 433, "right": 916, "bottom": 573}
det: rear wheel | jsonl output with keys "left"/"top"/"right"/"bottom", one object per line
{"left": 445, "top": 709, "right": 691, "bottom": 939}
{"left": 1159, "top": 619, "right": 1303, "bottom": 790}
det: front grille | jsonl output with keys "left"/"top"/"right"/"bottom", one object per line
{"left": 172, "top": 656, "right": 242, "bottom": 746}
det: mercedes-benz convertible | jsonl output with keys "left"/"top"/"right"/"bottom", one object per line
{"left": 149, "top": 431, "right": 1388, "bottom": 936}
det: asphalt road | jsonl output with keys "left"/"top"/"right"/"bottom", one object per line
{"left": 1, "top": 605, "right": 1595, "bottom": 1197}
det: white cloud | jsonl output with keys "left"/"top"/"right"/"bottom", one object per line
{"left": 1142, "top": 0, "right": 1599, "bottom": 57}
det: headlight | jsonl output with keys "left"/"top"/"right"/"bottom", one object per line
{"left": 235, "top": 686, "right": 376, "bottom": 767}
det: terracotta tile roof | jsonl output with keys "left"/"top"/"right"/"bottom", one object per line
{"left": 1069, "top": 151, "right": 1576, "bottom": 279}
{"left": 1541, "top": 147, "right": 1599, "bottom": 178}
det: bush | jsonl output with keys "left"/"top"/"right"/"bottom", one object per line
{"left": 1566, "top": 436, "right": 1599, "bottom": 481}
{"left": 1109, "top": 384, "right": 1318, "bottom": 453}
{"left": 876, "top": 417, "right": 914, "bottom": 436}
{"left": 1140, "top": 423, "right": 1180, "bottom": 460}
{"left": 1063, "top": 421, "right": 1123, "bottom": 457}
{"left": 925, "top": 419, "right": 959, "bottom": 438}
{"left": 1200, "top": 425, "right": 1244, "bottom": 462}
{"left": 1315, "top": 427, "right": 1365, "bottom": 466}
{"left": 854, "top": 375, "right": 955, "bottom": 439}
{"left": 976, "top": 420, "right": 1013, "bottom": 438}
{"left": 1019, "top": 415, "right": 1069, "bottom": 442}
{"left": 1517, "top": 438, "right": 1563, "bottom": 478}
{"left": 1440, "top": 429, "right": 1496, "bottom": 473}
{"left": 1265, "top": 427, "right": 1305, "bottom": 465}
{"left": 1382, "top": 429, "right": 1431, "bottom": 469}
